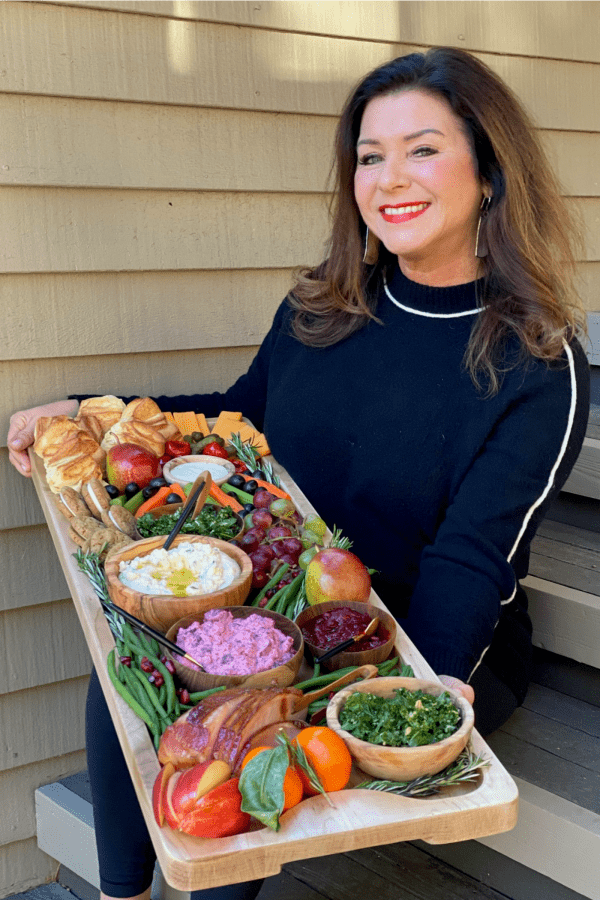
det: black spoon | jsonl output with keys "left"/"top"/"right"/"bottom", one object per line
{"left": 102, "top": 598, "right": 206, "bottom": 671}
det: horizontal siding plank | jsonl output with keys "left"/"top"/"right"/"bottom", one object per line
{"left": 2, "top": 452, "right": 46, "bottom": 530}
{"left": 0, "top": 676, "right": 89, "bottom": 773}
{"left": 38, "top": 0, "right": 600, "bottom": 65}
{"left": 0, "top": 601, "right": 92, "bottom": 695}
{"left": 0, "top": 749, "right": 86, "bottom": 846}
{"left": 0, "top": 95, "right": 335, "bottom": 193}
{"left": 3, "top": 7, "right": 600, "bottom": 130}
{"left": 1, "top": 345, "right": 258, "bottom": 457}
{"left": 0, "top": 188, "right": 330, "bottom": 274}
{"left": 3, "top": 187, "right": 599, "bottom": 275}
{"left": 0, "top": 526, "right": 69, "bottom": 611}
{"left": 0, "top": 835, "right": 60, "bottom": 898}
{"left": 2, "top": 263, "right": 598, "bottom": 365}
{"left": 1, "top": 269, "right": 289, "bottom": 361}
{"left": 3, "top": 93, "right": 598, "bottom": 200}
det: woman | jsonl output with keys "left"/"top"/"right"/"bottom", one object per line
{"left": 8, "top": 47, "right": 589, "bottom": 900}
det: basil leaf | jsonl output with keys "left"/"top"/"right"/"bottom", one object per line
{"left": 238, "top": 745, "right": 288, "bottom": 831}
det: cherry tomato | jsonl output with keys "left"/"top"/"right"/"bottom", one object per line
{"left": 203, "top": 441, "right": 229, "bottom": 459}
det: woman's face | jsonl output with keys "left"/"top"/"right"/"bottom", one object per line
{"left": 354, "top": 90, "right": 485, "bottom": 284}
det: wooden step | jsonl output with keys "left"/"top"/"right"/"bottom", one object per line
{"left": 526, "top": 494, "right": 600, "bottom": 669}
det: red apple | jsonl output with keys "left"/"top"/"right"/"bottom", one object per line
{"left": 106, "top": 443, "right": 159, "bottom": 492}
{"left": 305, "top": 547, "right": 371, "bottom": 606}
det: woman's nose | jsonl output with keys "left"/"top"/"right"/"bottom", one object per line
{"left": 378, "top": 154, "right": 410, "bottom": 190}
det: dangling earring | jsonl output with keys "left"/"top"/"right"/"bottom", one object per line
{"left": 363, "top": 227, "right": 379, "bottom": 265}
{"left": 475, "top": 195, "right": 491, "bottom": 259}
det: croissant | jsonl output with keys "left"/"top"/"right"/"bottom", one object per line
{"left": 120, "top": 397, "right": 180, "bottom": 440}
{"left": 76, "top": 395, "right": 126, "bottom": 436}
{"left": 101, "top": 419, "right": 165, "bottom": 457}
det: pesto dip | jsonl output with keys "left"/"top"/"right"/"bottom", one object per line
{"left": 338, "top": 688, "right": 460, "bottom": 747}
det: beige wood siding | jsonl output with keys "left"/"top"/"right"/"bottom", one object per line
{"left": 2, "top": 2, "right": 598, "bottom": 895}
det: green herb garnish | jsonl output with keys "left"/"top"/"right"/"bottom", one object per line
{"left": 136, "top": 504, "right": 240, "bottom": 540}
{"left": 339, "top": 688, "right": 460, "bottom": 747}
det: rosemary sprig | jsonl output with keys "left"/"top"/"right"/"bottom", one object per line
{"left": 74, "top": 549, "right": 124, "bottom": 642}
{"left": 356, "top": 749, "right": 489, "bottom": 797}
{"left": 328, "top": 526, "right": 353, "bottom": 550}
{"left": 227, "top": 431, "right": 281, "bottom": 487}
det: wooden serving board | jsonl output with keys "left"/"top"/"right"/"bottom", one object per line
{"left": 30, "top": 444, "right": 518, "bottom": 892}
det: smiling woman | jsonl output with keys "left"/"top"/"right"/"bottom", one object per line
{"left": 354, "top": 91, "right": 485, "bottom": 285}
{"left": 6, "top": 45, "right": 590, "bottom": 900}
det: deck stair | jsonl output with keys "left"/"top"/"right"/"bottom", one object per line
{"left": 34, "top": 489, "right": 600, "bottom": 900}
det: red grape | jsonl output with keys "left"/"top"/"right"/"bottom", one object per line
{"left": 253, "top": 490, "right": 278, "bottom": 508}
{"left": 252, "top": 509, "right": 273, "bottom": 529}
{"left": 267, "top": 524, "right": 293, "bottom": 541}
{"left": 252, "top": 570, "right": 270, "bottom": 590}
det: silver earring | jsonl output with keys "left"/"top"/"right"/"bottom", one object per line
{"left": 475, "top": 195, "right": 491, "bottom": 259}
{"left": 363, "top": 227, "right": 378, "bottom": 264}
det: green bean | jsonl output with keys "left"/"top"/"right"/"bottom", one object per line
{"left": 284, "top": 572, "right": 305, "bottom": 618}
{"left": 158, "top": 683, "right": 167, "bottom": 707}
{"left": 107, "top": 651, "right": 158, "bottom": 734}
{"left": 119, "top": 663, "right": 162, "bottom": 734}
{"left": 128, "top": 666, "right": 171, "bottom": 724}
{"left": 132, "top": 647, "right": 177, "bottom": 715}
{"left": 278, "top": 571, "right": 304, "bottom": 616}
{"left": 294, "top": 666, "right": 359, "bottom": 692}
{"left": 252, "top": 564, "right": 290, "bottom": 606}
{"left": 121, "top": 622, "right": 147, "bottom": 657}
{"left": 188, "top": 685, "right": 227, "bottom": 703}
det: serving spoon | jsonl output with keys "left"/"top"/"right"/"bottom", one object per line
{"left": 314, "top": 616, "right": 380, "bottom": 665}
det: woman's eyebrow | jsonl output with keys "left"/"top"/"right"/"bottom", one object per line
{"left": 357, "top": 128, "right": 444, "bottom": 148}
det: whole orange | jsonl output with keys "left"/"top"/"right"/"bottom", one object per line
{"left": 292, "top": 726, "right": 352, "bottom": 795}
{"left": 241, "top": 746, "right": 304, "bottom": 812}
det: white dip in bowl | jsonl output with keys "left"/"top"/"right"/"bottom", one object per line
{"left": 118, "top": 541, "right": 240, "bottom": 596}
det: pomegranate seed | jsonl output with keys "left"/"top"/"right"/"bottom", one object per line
{"left": 119, "top": 656, "right": 132, "bottom": 667}
{"left": 152, "top": 674, "right": 164, "bottom": 687}
{"left": 140, "top": 657, "right": 153, "bottom": 673}
{"left": 179, "top": 688, "right": 191, "bottom": 704}
{"left": 164, "top": 659, "right": 176, "bottom": 675}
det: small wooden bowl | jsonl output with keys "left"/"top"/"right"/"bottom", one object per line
{"left": 104, "top": 535, "right": 252, "bottom": 633}
{"left": 295, "top": 600, "right": 397, "bottom": 671}
{"left": 163, "top": 455, "right": 235, "bottom": 487}
{"left": 165, "top": 606, "right": 304, "bottom": 691}
{"left": 326, "top": 676, "right": 474, "bottom": 782}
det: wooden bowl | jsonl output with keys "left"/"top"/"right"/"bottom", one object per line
{"left": 104, "top": 535, "right": 252, "bottom": 633}
{"left": 163, "top": 455, "right": 235, "bottom": 487}
{"left": 165, "top": 606, "right": 304, "bottom": 691}
{"left": 295, "top": 600, "right": 397, "bottom": 671}
{"left": 326, "top": 676, "right": 474, "bottom": 782}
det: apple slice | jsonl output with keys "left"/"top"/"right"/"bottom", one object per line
{"left": 170, "top": 760, "right": 232, "bottom": 818}
{"left": 152, "top": 762, "right": 175, "bottom": 827}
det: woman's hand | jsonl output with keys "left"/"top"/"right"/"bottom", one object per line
{"left": 7, "top": 400, "right": 78, "bottom": 476}
{"left": 439, "top": 674, "right": 475, "bottom": 705}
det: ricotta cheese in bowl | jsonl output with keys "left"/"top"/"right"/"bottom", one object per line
{"left": 118, "top": 541, "right": 240, "bottom": 597}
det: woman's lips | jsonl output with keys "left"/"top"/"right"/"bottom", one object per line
{"left": 380, "top": 202, "right": 430, "bottom": 223}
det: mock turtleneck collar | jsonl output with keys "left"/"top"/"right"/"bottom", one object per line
{"left": 384, "top": 263, "right": 485, "bottom": 318}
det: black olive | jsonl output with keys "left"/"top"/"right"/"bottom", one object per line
{"left": 124, "top": 482, "right": 140, "bottom": 499}
{"left": 148, "top": 476, "right": 167, "bottom": 490}
{"left": 142, "top": 485, "right": 159, "bottom": 500}
{"left": 251, "top": 468, "right": 266, "bottom": 480}
{"left": 244, "top": 479, "right": 259, "bottom": 494}
{"left": 241, "top": 502, "right": 255, "bottom": 515}
{"left": 105, "top": 484, "right": 120, "bottom": 499}
{"left": 165, "top": 492, "right": 183, "bottom": 504}
{"left": 227, "top": 474, "right": 246, "bottom": 488}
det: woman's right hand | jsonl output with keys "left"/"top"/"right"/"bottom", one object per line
{"left": 7, "top": 400, "right": 78, "bottom": 476}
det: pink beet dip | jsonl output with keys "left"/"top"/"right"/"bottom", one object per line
{"left": 176, "top": 609, "right": 295, "bottom": 675}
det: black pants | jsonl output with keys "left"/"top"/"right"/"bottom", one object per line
{"left": 469, "top": 662, "right": 519, "bottom": 737}
{"left": 86, "top": 668, "right": 264, "bottom": 899}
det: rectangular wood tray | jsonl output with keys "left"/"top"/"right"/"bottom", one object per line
{"left": 30, "top": 447, "right": 518, "bottom": 891}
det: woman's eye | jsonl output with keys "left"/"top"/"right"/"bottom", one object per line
{"left": 412, "top": 146, "right": 437, "bottom": 158}
{"left": 357, "top": 153, "right": 382, "bottom": 166}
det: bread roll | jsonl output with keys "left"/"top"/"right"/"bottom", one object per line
{"left": 76, "top": 396, "right": 126, "bottom": 435}
{"left": 121, "top": 397, "right": 180, "bottom": 440}
{"left": 101, "top": 419, "right": 165, "bottom": 457}
{"left": 75, "top": 414, "right": 104, "bottom": 444}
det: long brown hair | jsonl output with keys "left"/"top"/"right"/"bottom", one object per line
{"left": 288, "top": 47, "right": 586, "bottom": 393}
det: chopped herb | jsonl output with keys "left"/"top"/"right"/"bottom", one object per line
{"left": 338, "top": 688, "right": 460, "bottom": 747}
{"left": 137, "top": 505, "right": 240, "bottom": 540}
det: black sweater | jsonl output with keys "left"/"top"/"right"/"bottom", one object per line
{"left": 83, "top": 266, "right": 590, "bottom": 703}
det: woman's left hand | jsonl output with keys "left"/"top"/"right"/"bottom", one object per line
{"left": 439, "top": 674, "right": 475, "bottom": 705}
